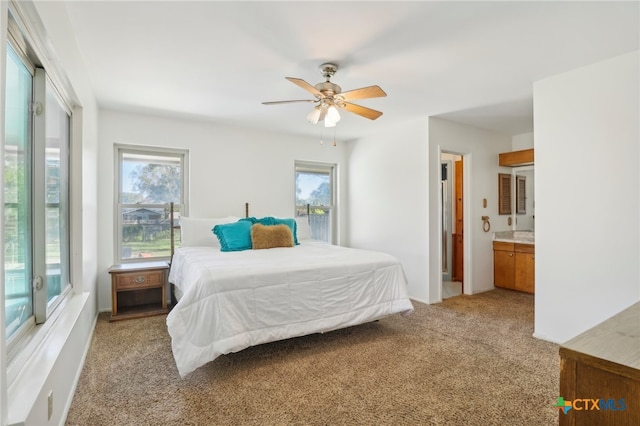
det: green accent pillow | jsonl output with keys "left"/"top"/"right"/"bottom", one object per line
{"left": 213, "top": 220, "right": 253, "bottom": 252}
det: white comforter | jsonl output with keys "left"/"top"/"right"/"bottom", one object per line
{"left": 166, "top": 241, "right": 414, "bottom": 377}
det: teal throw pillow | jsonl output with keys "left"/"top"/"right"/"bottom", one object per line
{"left": 213, "top": 220, "right": 253, "bottom": 252}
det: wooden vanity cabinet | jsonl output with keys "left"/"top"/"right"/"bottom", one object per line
{"left": 493, "top": 241, "right": 515, "bottom": 290}
{"left": 493, "top": 241, "right": 534, "bottom": 294}
{"left": 514, "top": 243, "right": 535, "bottom": 293}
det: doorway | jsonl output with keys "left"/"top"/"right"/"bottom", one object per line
{"left": 441, "top": 152, "right": 463, "bottom": 299}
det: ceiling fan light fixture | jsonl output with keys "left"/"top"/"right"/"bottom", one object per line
{"left": 264, "top": 63, "right": 385, "bottom": 125}
{"left": 306, "top": 106, "right": 321, "bottom": 124}
{"left": 324, "top": 118, "right": 337, "bottom": 128}
{"left": 323, "top": 106, "right": 340, "bottom": 128}
{"left": 326, "top": 105, "right": 341, "bottom": 123}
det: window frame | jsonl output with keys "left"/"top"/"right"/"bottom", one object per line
{"left": 114, "top": 144, "right": 189, "bottom": 263}
{"left": 4, "top": 18, "right": 74, "bottom": 356}
{"left": 34, "top": 69, "right": 73, "bottom": 323}
{"left": 294, "top": 161, "right": 337, "bottom": 244}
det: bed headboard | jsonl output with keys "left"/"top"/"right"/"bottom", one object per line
{"left": 170, "top": 202, "right": 178, "bottom": 259}
{"left": 169, "top": 202, "right": 250, "bottom": 259}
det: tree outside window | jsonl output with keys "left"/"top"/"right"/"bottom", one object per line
{"left": 117, "top": 148, "right": 187, "bottom": 261}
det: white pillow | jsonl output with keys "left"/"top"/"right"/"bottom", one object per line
{"left": 295, "top": 217, "right": 312, "bottom": 241}
{"left": 180, "top": 216, "right": 239, "bottom": 247}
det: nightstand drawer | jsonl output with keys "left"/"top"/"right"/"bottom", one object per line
{"left": 114, "top": 270, "right": 164, "bottom": 291}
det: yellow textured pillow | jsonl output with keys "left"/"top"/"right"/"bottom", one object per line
{"left": 251, "top": 223, "right": 294, "bottom": 250}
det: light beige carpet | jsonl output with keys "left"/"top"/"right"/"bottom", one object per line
{"left": 66, "top": 289, "right": 559, "bottom": 425}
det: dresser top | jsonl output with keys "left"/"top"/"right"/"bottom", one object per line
{"left": 561, "top": 302, "right": 640, "bottom": 370}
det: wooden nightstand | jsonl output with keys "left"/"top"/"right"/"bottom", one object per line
{"left": 109, "top": 261, "right": 169, "bottom": 321}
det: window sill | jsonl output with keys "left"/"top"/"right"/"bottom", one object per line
{"left": 7, "top": 292, "right": 93, "bottom": 425}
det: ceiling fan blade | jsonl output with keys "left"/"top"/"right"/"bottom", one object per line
{"left": 262, "top": 99, "right": 317, "bottom": 105}
{"left": 343, "top": 102, "right": 383, "bottom": 120}
{"left": 339, "top": 85, "right": 386, "bottom": 101}
{"left": 285, "top": 77, "right": 323, "bottom": 97}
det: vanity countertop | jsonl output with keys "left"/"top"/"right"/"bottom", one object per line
{"left": 493, "top": 230, "right": 534, "bottom": 244}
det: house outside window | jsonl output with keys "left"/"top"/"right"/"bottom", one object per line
{"left": 115, "top": 146, "right": 188, "bottom": 262}
{"left": 294, "top": 161, "right": 336, "bottom": 243}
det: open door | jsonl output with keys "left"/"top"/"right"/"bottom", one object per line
{"left": 441, "top": 153, "right": 463, "bottom": 298}
{"left": 452, "top": 159, "right": 464, "bottom": 289}
{"left": 441, "top": 161, "right": 453, "bottom": 282}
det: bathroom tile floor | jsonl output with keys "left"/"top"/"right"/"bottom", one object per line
{"left": 443, "top": 281, "right": 463, "bottom": 299}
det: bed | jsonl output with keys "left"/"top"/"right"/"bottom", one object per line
{"left": 166, "top": 212, "right": 413, "bottom": 377}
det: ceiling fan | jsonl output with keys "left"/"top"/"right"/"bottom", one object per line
{"left": 262, "top": 63, "right": 386, "bottom": 127}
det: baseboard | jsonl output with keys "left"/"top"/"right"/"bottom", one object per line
{"left": 532, "top": 332, "right": 563, "bottom": 345}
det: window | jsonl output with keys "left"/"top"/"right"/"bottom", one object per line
{"left": 4, "top": 42, "right": 71, "bottom": 343}
{"left": 294, "top": 161, "right": 336, "bottom": 243}
{"left": 115, "top": 146, "right": 188, "bottom": 262}
{"left": 4, "top": 43, "right": 33, "bottom": 340}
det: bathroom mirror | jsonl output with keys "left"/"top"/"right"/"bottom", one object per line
{"left": 512, "top": 166, "right": 534, "bottom": 230}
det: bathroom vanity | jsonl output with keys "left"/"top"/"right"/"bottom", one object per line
{"left": 493, "top": 231, "right": 534, "bottom": 294}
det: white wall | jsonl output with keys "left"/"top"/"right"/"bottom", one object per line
{"left": 346, "top": 118, "right": 430, "bottom": 302}
{"left": 512, "top": 132, "right": 534, "bottom": 151}
{"left": 0, "top": 1, "right": 99, "bottom": 425}
{"left": 97, "top": 109, "right": 348, "bottom": 312}
{"left": 534, "top": 51, "right": 639, "bottom": 343}
{"left": 428, "top": 118, "right": 512, "bottom": 302}
{"left": 346, "top": 117, "right": 511, "bottom": 304}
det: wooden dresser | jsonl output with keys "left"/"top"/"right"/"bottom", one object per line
{"left": 559, "top": 302, "right": 640, "bottom": 425}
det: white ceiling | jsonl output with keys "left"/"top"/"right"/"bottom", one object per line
{"left": 62, "top": 1, "right": 639, "bottom": 140}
